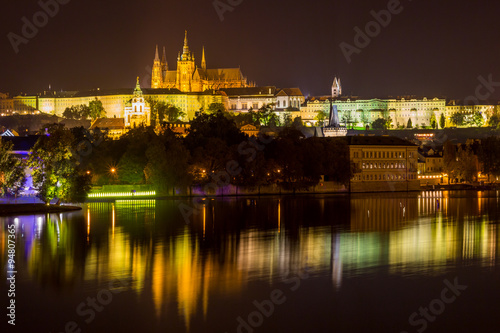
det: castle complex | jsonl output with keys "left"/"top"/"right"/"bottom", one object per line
{"left": 151, "top": 31, "right": 253, "bottom": 92}
{"left": 0, "top": 32, "right": 498, "bottom": 132}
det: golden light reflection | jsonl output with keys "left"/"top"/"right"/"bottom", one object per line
{"left": 87, "top": 207, "right": 90, "bottom": 243}
{"left": 278, "top": 199, "right": 281, "bottom": 233}
{"left": 111, "top": 203, "right": 115, "bottom": 239}
{"left": 203, "top": 204, "right": 206, "bottom": 239}
{"left": 14, "top": 194, "right": 498, "bottom": 331}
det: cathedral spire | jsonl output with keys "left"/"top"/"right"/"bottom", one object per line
{"left": 201, "top": 46, "right": 206, "bottom": 70}
{"left": 183, "top": 30, "right": 189, "bottom": 56}
{"left": 161, "top": 46, "right": 168, "bottom": 71}
{"left": 154, "top": 45, "right": 159, "bottom": 61}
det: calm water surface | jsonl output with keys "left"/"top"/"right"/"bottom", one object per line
{"left": 1, "top": 191, "right": 500, "bottom": 333}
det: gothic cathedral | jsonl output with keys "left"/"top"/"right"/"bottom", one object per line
{"left": 151, "top": 31, "right": 254, "bottom": 92}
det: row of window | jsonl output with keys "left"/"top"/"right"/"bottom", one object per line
{"left": 362, "top": 162, "right": 406, "bottom": 169}
{"left": 232, "top": 103, "right": 260, "bottom": 110}
{"left": 354, "top": 151, "right": 414, "bottom": 159}
{"left": 353, "top": 173, "right": 417, "bottom": 181}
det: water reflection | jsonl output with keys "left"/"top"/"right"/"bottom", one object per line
{"left": 1, "top": 192, "right": 499, "bottom": 331}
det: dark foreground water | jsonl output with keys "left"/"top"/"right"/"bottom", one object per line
{"left": 1, "top": 191, "right": 500, "bottom": 333}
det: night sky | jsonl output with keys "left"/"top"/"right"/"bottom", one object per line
{"left": 1, "top": 0, "right": 500, "bottom": 100}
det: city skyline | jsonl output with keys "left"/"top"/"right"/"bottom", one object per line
{"left": 2, "top": 0, "right": 500, "bottom": 99}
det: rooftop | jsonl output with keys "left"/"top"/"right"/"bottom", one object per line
{"left": 343, "top": 135, "right": 417, "bottom": 147}
{"left": 90, "top": 118, "right": 125, "bottom": 130}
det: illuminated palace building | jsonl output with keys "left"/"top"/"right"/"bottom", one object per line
{"left": 152, "top": 31, "right": 253, "bottom": 92}
{"left": 300, "top": 79, "right": 498, "bottom": 128}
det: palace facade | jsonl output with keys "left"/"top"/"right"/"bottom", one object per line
{"left": 300, "top": 79, "right": 497, "bottom": 128}
{"left": 151, "top": 31, "right": 253, "bottom": 92}
{"left": 2, "top": 85, "right": 228, "bottom": 120}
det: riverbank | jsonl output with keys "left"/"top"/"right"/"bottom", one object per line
{"left": 0, "top": 204, "right": 82, "bottom": 216}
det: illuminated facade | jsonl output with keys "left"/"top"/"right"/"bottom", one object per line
{"left": 347, "top": 136, "right": 420, "bottom": 192}
{"left": 151, "top": 31, "right": 253, "bottom": 92}
{"left": 220, "top": 86, "right": 305, "bottom": 124}
{"left": 300, "top": 80, "right": 499, "bottom": 128}
{"left": 124, "top": 78, "right": 151, "bottom": 127}
{"left": 3, "top": 87, "right": 228, "bottom": 121}
{"left": 301, "top": 96, "right": 448, "bottom": 128}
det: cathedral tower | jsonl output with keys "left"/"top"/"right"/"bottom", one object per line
{"left": 176, "top": 31, "right": 196, "bottom": 92}
{"left": 151, "top": 31, "right": 251, "bottom": 92}
{"left": 151, "top": 45, "right": 163, "bottom": 89}
{"left": 332, "top": 77, "right": 342, "bottom": 98}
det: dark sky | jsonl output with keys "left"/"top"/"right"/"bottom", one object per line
{"left": 1, "top": 0, "right": 500, "bottom": 100}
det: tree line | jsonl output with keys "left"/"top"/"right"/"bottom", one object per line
{"left": 20, "top": 111, "right": 354, "bottom": 203}
{"left": 62, "top": 98, "right": 106, "bottom": 120}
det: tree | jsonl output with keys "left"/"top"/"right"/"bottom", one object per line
{"left": 185, "top": 111, "right": 247, "bottom": 152}
{"left": 439, "top": 113, "right": 446, "bottom": 129}
{"left": 479, "top": 137, "right": 500, "bottom": 181}
{"left": 89, "top": 98, "right": 106, "bottom": 119}
{"left": 117, "top": 151, "right": 145, "bottom": 184}
{"left": 371, "top": 118, "right": 386, "bottom": 130}
{"left": 360, "top": 110, "right": 370, "bottom": 125}
{"left": 455, "top": 144, "right": 478, "bottom": 182}
{"left": 315, "top": 110, "right": 327, "bottom": 126}
{"left": 443, "top": 140, "right": 457, "bottom": 183}
{"left": 0, "top": 140, "right": 26, "bottom": 196}
{"left": 292, "top": 116, "right": 303, "bottom": 129}
{"left": 115, "top": 127, "right": 157, "bottom": 184}
{"left": 254, "top": 104, "right": 275, "bottom": 126}
{"left": 207, "top": 103, "right": 227, "bottom": 114}
{"left": 488, "top": 113, "right": 500, "bottom": 128}
{"left": 471, "top": 111, "right": 484, "bottom": 127}
{"left": 341, "top": 110, "right": 354, "bottom": 128}
{"left": 231, "top": 112, "right": 257, "bottom": 127}
{"left": 156, "top": 101, "right": 170, "bottom": 124}
{"left": 62, "top": 106, "right": 77, "bottom": 119}
{"left": 450, "top": 112, "right": 465, "bottom": 126}
{"left": 165, "top": 106, "right": 186, "bottom": 122}
{"left": 62, "top": 105, "right": 91, "bottom": 120}
{"left": 386, "top": 116, "right": 393, "bottom": 129}
{"left": 281, "top": 112, "right": 293, "bottom": 127}
{"left": 144, "top": 133, "right": 191, "bottom": 195}
{"left": 28, "top": 124, "right": 91, "bottom": 203}
{"left": 430, "top": 113, "right": 437, "bottom": 129}
{"left": 145, "top": 97, "right": 161, "bottom": 126}
{"left": 407, "top": 118, "right": 413, "bottom": 129}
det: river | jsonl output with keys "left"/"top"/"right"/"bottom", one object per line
{"left": 1, "top": 191, "right": 499, "bottom": 332}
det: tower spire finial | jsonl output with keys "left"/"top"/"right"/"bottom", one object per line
{"left": 181, "top": 30, "right": 192, "bottom": 61}
{"left": 201, "top": 46, "right": 206, "bottom": 70}
{"left": 155, "top": 45, "right": 159, "bottom": 61}
{"left": 134, "top": 77, "right": 143, "bottom": 96}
